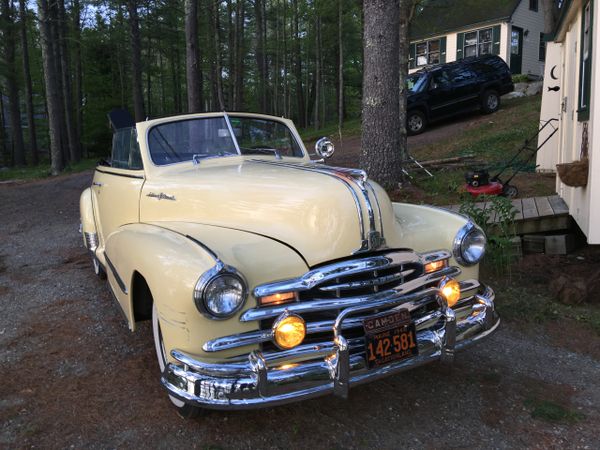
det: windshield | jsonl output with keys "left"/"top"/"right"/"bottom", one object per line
{"left": 148, "top": 115, "right": 303, "bottom": 166}
{"left": 407, "top": 74, "right": 428, "bottom": 93}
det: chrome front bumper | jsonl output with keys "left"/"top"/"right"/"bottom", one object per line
{"left": 161, "top": 285, "right": 499, "bottom": 409}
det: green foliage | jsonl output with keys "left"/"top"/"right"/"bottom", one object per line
{"left": 512, "top": 74, "right": 529, "bottom": 83}
{"left": 525, "top": 398, "right": 585, "bottom": 423}
{"left": 459, "top": 195, "right": 517, "bottom": 274}
{"left": 0, "top": 158, "right": 97, "bottom": 181}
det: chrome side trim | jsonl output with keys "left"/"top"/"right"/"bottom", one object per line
{"left": 243, "top": 265, "right": 459, "bottom": 322}
{"left": 253, "top": 250, "right": 422, "bottom": 298}
{"left": 104, "top": 253, "right": 128, "bottom": 295}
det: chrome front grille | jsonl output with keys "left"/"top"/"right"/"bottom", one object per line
{"left": 202, "top": 250, "right": 457, "bottom": 355}
{"left": 255, "top": 251, "right": 443, "bottom": 355}
{"left": 299, "top": 258, "right": 423, "bottom": 301}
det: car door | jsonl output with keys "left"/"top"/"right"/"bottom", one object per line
{"left": 92, "top": 127, "right": 145, "bottom": 253}
{"left": 449, "top": 65, "right": 480, "bottom": 110}
{"left": 427, "top": 69, "right": 456, "bottom": 118}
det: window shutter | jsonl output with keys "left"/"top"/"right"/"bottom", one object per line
{"left": 409, "top": 43, "right": 416, "bottom": 69}
{"left": 578, "top": 1, "right": 594, "bottom": 121}
{"left": 440, "top": 37, "right": 447, "bottom": 63}
{"left": 492, "top": 25, "right": 501, "bottom": 55}
{"left": 456, "top": 33, "right": 464, "bottom": 59}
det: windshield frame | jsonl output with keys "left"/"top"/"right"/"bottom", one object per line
{"left": 145, "top": 112, "right": 306, "bottom": 167}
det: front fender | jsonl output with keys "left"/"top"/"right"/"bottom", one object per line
{"left": 105, "top": 222, "right": 309, "bottom": 361}
{"left": 392, "top": 202, "right": 479, "bottom": 281}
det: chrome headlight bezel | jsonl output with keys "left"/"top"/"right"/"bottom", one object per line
{"left": 194, "top": 263, "right": 248, "bottom": 320}
{"left": 453, "top": 221, "right": 486, "bottom": 266}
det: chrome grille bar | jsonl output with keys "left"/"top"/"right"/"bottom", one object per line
{"left": 253, "top": 250, "right": 422, "bottom": 298}
{"left": 242, "top": 265, "right": 459, "bottom": 322}
{"left": 317, "top": 269, "right": 415, "bottom": 292}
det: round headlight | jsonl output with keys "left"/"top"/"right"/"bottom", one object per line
{"left": 453, "top": 222, "right": 486, "bottom": 266}
{"left": 194, "top": 266, "right": 247, "bottom": 319}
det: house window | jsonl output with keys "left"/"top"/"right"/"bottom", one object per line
{"left": 416, "top": 39, "right": 441, "bottom": 66}
{"left": 578, "top": 1, "right": 593, "bottom": 120}
{"left": 529, "top": 0, "right": 539, "bottom": 11}
{"left": 539, "top": 33, "right": 546, "bottom": 61}
{"left": 464, "top": 28, "right": 493, "bottom": 57}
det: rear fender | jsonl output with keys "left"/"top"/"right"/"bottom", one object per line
{"left": 79, "top": 188, "right": 98, "bottom": 252}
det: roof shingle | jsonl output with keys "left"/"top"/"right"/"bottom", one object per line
{"left": 410, "top": 0, "right": 521, "bottom": 40}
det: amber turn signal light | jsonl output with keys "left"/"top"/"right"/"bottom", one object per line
{"left": 439, "top": 278, "right": 461, "bottom": 308}
{"left": 273, "top": 314, "right": 306, "bottom": 349}
{"left": 424, "top": 259, "right": 448, "bottom": 274}
{"left": 259, "top": 291, "right": 296, "bottom": 306}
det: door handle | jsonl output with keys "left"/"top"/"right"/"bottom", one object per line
{"left": 92, "top": 181, "right": 103, "bottom": 187}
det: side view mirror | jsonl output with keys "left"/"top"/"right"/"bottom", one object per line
{"left": 315, "top": 137, "right": 335, "bottom": 159}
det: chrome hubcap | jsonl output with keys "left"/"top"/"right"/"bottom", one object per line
{"left": 487, "top": 95, "right": 498, "bottom": 110}
{"left": 409, "top": 115, "right": 423, "bottom": 131}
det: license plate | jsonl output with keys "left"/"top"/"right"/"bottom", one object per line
{"left": 363, "top": 309, "right": 418, "bottom": 369}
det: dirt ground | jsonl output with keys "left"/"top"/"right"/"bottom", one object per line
{"left": 1, "top": 168, "right": 599, "bottom": 446}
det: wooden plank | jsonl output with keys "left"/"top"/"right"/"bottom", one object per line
{"left": 521, "top": 197, "right": 538, "bottom": 219}
{"left": 534, "top": 196, "right": 554, "bottom": 217}
{"left": 548, "top": 195, "right": 569, "bottom": 215}
{"left": 482, "top": 201, "right": 497, "bottom": 224}
{"left": 511, "top": 199, "right": 524, "bottom": 220}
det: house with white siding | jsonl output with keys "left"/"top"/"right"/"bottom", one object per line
{"left": 537, "top": 0, "right": 599, "bottom": 244}
{"left": 409, "top": 0, "right": 548, "bottom": 77}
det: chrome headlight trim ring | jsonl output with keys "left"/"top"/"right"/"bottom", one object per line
{"left": 453, "top": 221, "right": 486, "bottom": 266}
{"left": 194, "top": 263, "right": 249, "bottom": 320}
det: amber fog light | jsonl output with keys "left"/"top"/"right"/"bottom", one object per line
{"left": 273, "top": 313, "right": 306, "bottom": 349}
{"left": 439, "top": 277, "right": 461, "bottom": 308}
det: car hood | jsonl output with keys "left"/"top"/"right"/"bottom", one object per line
{"left": 140, "top": 158, "right": 403, "bottom": 267}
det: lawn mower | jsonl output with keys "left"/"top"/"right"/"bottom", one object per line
{"left": 464, "top": 118, "right": 559, "bottom": 198}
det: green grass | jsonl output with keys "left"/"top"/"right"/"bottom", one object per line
{"left": 299, "top": 118, "right": 361, "bottom": 142}
{"left": 492, "top": 283, "right": 600, "bottom": 336}
{"left": 525, "top": 398, "right": 585, "bottom": 423}
{"left": 0, "top": 158, "right": 97, "bottom": 182}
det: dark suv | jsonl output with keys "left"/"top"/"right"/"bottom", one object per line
{"left": 406, "top": 55, "right": 514, "bottom": 135}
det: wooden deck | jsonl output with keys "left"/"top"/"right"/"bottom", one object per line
{"left": 442, "top": 195, "right": 571, "bottom": 234}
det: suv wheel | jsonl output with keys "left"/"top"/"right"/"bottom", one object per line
{"left": 407, "top": 110, "right": 427, "bottom": 135}
{"left": 481, "top": 90, "right": 500, "bottom": 114}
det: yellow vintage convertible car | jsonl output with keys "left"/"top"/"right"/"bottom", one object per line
{"left": 80, "top": 111, "right": 499, "bottom": 417}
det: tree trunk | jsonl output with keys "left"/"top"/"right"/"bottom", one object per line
{"left": 19, "top": 0, "right": 38, "bottom": 165}
{"left": 127, "top": 0, "right": 145, "bottom": 121}
{"left": 541, "top": 0, "right": 557, "bottom": 34}
{"left": 72, "top": 0, "right": 84, "bottom": 157}
{"left": 292, "top": 0, "right": 306, "bottom": 127}
{"left": 255, "top": 0, "right": 267, "bottom": 113}
{"left": 233, "top": 0, "right": 245, "bottom": 110}
{"left": 360, "top": 0, "right": 402, "bottom": 189}
{"left": 0, "top": 89, "right": 8, "bottom": 165}
{"left": 1, "top": 0, "right": 26, "bottom": 166}
{"left": 37, "top": 0, "right": 64, "bottom": 174}
{"left": 313, "top": 13, "right": 321, "bottom": 130}
{"left": 58, "top": 0, "right": 80, "bottom": 163}
{"left": 185, "top": 0, "right": 202, "bottom": 112}
{"left": 398, "top": 0, "right": 414, "bottom": 168}
{"left": 337, "top": 0, "right": 344, "bottom": 131}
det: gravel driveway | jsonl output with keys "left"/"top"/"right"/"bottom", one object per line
{"left": 1, "top": 172, "right": 599, "bottom": 448}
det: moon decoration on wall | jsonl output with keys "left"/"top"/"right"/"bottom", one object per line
{"left": 548, "top": 65, "right": 560, "bottom": 92}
